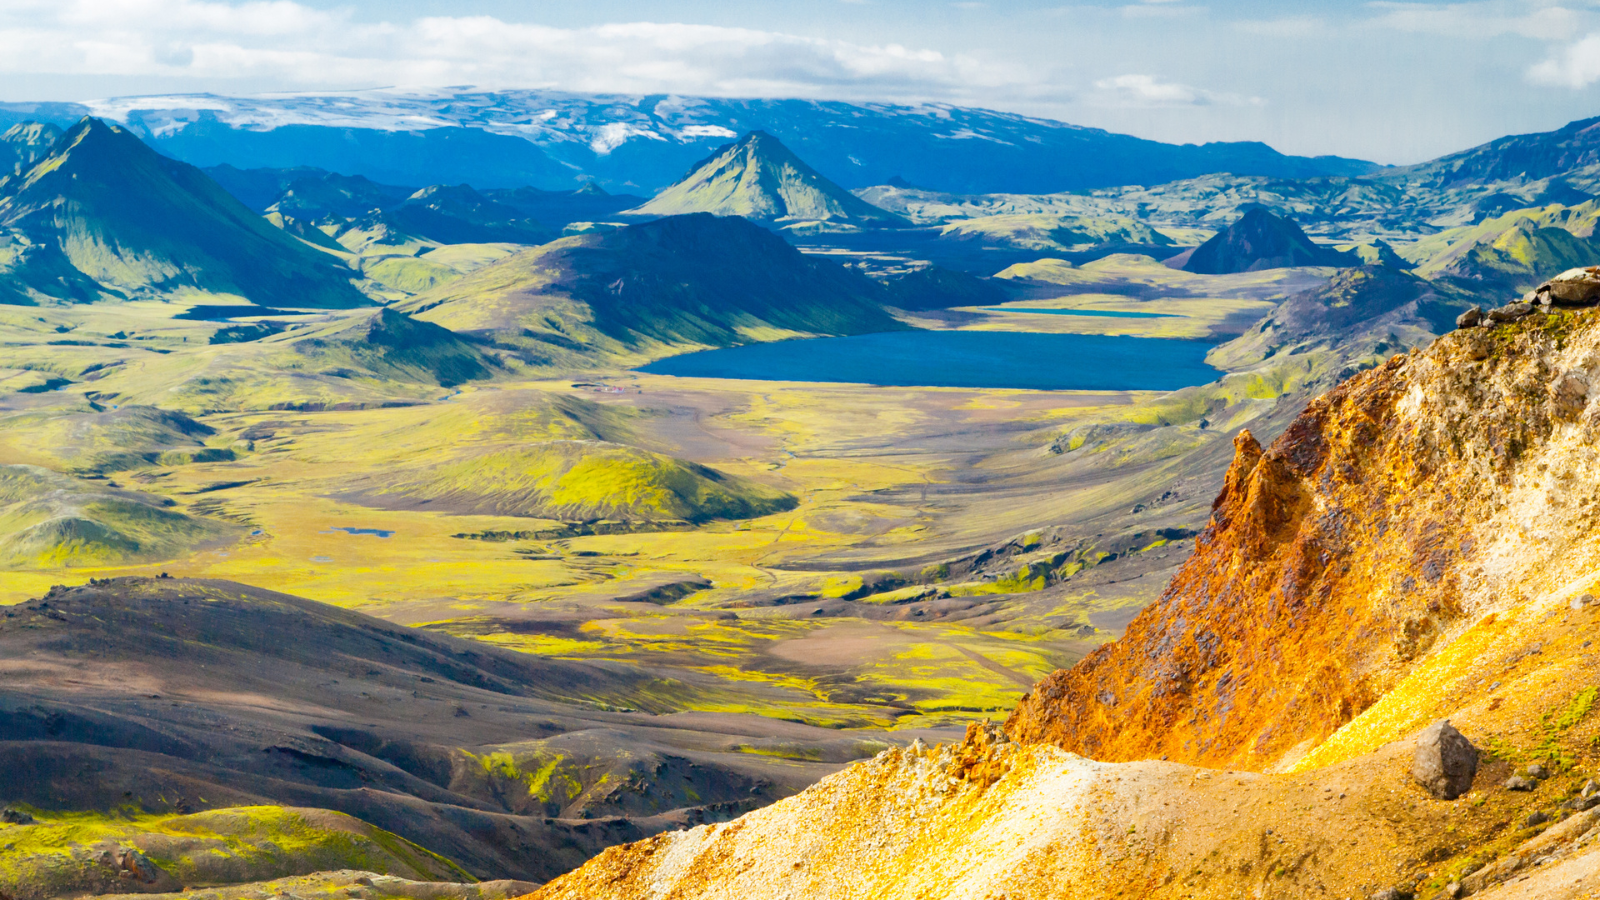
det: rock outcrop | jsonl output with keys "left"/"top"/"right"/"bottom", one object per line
{"left": 1459, "top": 267, "right": 1600, "bottom": 328}
{"left": 1528, "top": 266, "right": 1600, "bottom": 307}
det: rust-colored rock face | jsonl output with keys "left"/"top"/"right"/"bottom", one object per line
{"left": 1007, "top": 311, "right": 1600, "bottom": 770}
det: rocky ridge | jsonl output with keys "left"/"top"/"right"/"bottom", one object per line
{"left": 1007, "top": 268, "right": 1600, "bottom": 771}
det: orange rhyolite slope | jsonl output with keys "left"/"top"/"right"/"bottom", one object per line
{"left": 1007, "top": 311, "right": 1590, "bottom": 770}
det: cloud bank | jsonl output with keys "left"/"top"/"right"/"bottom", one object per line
{"left": 1, "top": 0, "right": 1598, "bottom": 164}
{"left": 1530, "top": 32, "right": 1600, "bottom": 87}
{"left": 0, "top": 0, "right": 1033, "bottom": 102}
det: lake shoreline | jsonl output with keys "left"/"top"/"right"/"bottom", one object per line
{"left": 638, "top": 330, "right": 1222, "bottom": 392}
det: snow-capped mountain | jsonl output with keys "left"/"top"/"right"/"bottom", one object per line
{"left": 0, "top": 89, "right": 1381, "bottom": 195}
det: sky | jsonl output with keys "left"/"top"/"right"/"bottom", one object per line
{"left": 0, "top": 0, "right": 1598, "bottom": 164}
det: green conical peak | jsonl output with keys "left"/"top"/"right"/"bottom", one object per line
{"left": 0, "top": 115, "right": 370, "bottom": 308}
{"left": 627, "top": 130, "right": 905, "bottom": 225}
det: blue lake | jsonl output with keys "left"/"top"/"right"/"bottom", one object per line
{"left": 325, "top": 527, "right": 395, "bottom": 538}
{"left": 638, "top": 331, "right": 1221, "bottom": 392}
{"left": 981, "top": 307, "right": 1179, "bottom": 319}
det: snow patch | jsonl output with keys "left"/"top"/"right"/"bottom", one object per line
{"left": 934, "top": 129, "right": 1016, "bottom": 146}
{"left": 678, "top": 125, "right": 739, "bottom": 140}
{"left": 589, "top": 123, "right": 665, "bottom": 154}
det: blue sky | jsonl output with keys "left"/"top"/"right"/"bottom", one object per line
{"left": 1, "top": 0, "right": 1598, "bottom": 164}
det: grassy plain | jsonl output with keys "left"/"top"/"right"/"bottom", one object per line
{"left": 0, "top": 374, "right": 1189, "bottom": 729}
{"left": 0, "top": 260, "right": 1330, "bottom": 732}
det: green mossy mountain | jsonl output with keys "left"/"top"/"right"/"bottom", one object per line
{"left": 1182, "top": 207, "right": 1357, "bottom": 274}
{"left": 1348, "top": 239, "right": 1411, "bottom": 269}
{"left": 287, "top": 307, "right": 499, "bottom": 389}
{"left": 1413, "top": 202, "right": 1600, "bottom": 294}
{"left": 402, "top": 213, "right": 904, "bottom": 365}
{"left": 0, "top": 405, "right": 223, "bottom": 475}
{"left": 0, "top": 118, "right": 370, "bottom": 307}
{"left": 626, "top": 132, "right": 906, "bottom": 226}
{"left": 0, "top": 122, "right": 60, "bottom": 178}
{"left": 0, "top": 464, "right": 234, "bottom": 568}
{"left": 935, "top": 213, "right": 1173, "bottom": 253}
{"left": 356, "top": 439, "right": 797, "bottom": 524}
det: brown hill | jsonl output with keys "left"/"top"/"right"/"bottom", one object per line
{"left": 1207, "top": 264, "right": 1475, "bottom": 376}
{"left": 0, "top": 577, "right": 886, "bottom": 885}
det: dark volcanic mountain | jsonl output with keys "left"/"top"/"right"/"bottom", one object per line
{"left": 627, "top": 132, "right": 906, "bottom": 226}
{"left": 401, "top": 213, "right": 904, "bottom": 362}
{"left": 1208, "top": 265, "right": 1476, "bottom": 373}
{"left": 1181, "top": 208, "right": 1358, "bottom": 274}
{"left": 877, "top": 265, "right": 1010, "bottom": 311}
{"left": 208, "top": 169, "right": 637, "bottom": 236}
{"left": 203, "top": 164, "right": 357, "bottom": 212}
{"left": 381, "top": 184, "right": 554, "bottom": 245}
{"left": 289, "top": 307, "right": 501, "bottom": 388}
{"left": 482, "top": 183, "right": 645, "bottom": 230}
{"left": 266, "top": 170, "right": 416, "bottom": 219}
{"left": 0, "top": 118, "right": 369, "bottom": 307}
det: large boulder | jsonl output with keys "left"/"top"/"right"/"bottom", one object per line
{"left": 1411, "top": 719, "right": 1480, "bottom": 800}
{"left": 1526, "top": 266, "right": 1600, "bottom": 307}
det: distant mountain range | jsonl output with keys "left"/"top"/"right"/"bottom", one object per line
{"left": 0, "top": 91, "right": 1383, "bottom": 195}
{"left": 0, "top": 119, "right": 992, "bottom": 370}
{"left": 1405, "top": 115, "right": 1600, "bottom": 189}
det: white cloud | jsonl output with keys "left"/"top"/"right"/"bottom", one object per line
{"left": 1363, "top": 1, "right": 1589, "bottom": 40}
{"left": 1528, "top": 31, "right": 1600, "bottom": 86}
{"left": 1090, "top": 73, "right": 1262, "bottom": 108}
{"left": 0, "top": 0, "right": 1026, "bottom": 101}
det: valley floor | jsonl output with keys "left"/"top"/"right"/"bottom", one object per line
{"left": 1, "top": 251, "right": 1413, "bottom": 894}
{"left": 1, "top": 369, "right": 1209, "bottom": 731}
